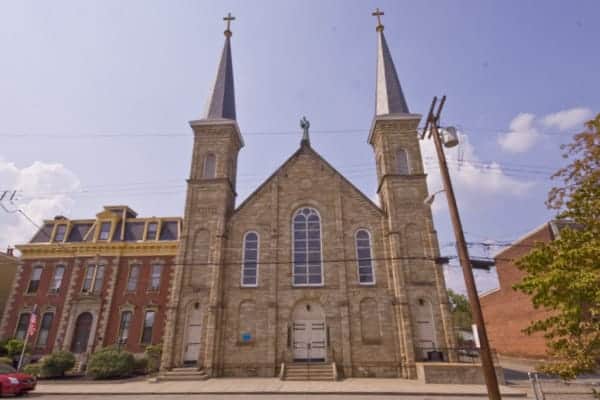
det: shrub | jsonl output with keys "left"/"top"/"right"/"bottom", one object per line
{"left": 0, "top": 340, "right": 8, "bottom": 357}
{"left": 144, "top": 344, "right": 162, "bottom": 373}
{"left": 40, "top": 351, "right": 76, "bottom": 378}
{"left": 0, "top": 356, "right": 13, "bottom": 365}
{"left": 87, "top": 347, "right": 135, "bottom": 379}
{"left": 133, "top": 357, "right": 148, "bottom": 375}
{"left": 5, "top": 339, "right": 25, "bottom": 358}
{"left": 23, "top": 363, "right": 41, "bottom": 377}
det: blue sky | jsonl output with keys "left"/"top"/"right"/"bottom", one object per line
{"left": 1, "top": 0, "right": 599, "bottom": 293}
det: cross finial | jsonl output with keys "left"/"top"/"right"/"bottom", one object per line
{"left": 300, "top": 116, "right": 310, "bottom": 146}
{"left": 224, "top": 12, "right": 235, "bottom": 37}
{"left": 372, "top": 8, "right": 384, "bottom": 32}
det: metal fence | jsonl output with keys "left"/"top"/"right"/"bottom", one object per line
{"left": 528, "top": 372, "right": 598, "bottom": 400}
{"left": 415, "top": 347, "right": 500, "bottom": 364}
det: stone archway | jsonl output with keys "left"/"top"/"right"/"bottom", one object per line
{"left": 291, "top": 301, "right": 326, "bottom": 362}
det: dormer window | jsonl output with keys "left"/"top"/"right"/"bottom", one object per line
{"left": 147, "top": 222, "right": 158, "bottom": 240}
{"left": 54, "top": 225, "right": 67, "bottom": 242}
{"left": 99, "top": 222, "right": 111, "bottom": 241}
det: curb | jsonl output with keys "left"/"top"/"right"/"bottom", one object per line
{"left": 35, "top": 391, "right": 527, "bottom": 397}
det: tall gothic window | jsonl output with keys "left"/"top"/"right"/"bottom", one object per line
{"left": 241, "top": 232, "right": 259, "bottom": 287}
{"left": 355, "top": 229, "right": 375, "bottom": 284}
{"left": 203, "top": 153, "right": 216, "bottom": 178}
{"left": 396, "top": 148, "right": 410, "bottom": 175}
{"left": 293, "top": 207, "right": 323, "bottom": 286}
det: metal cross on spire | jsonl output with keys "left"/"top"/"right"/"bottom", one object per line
{"left": 224, "top": 12, "right": 235, "bottom": 37}
{"left": 372, "top": 8, "right": 384, "bottom": 32}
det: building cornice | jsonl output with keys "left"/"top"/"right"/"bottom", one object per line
{"left": 15, "top": 241, "right": 178, "bottom": 260}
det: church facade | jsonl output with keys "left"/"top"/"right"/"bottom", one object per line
{"left": 160, "top": 17, "right": 456, "bottom": 379}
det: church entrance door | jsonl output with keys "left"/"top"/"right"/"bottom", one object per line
{"left": 291, "top": 301, "right": 327, "bottom": 362}
{"left": 183, "top": 302, "right": 202, "bottom": 364}
{"left": 292, "top": 320, "right": 326, "bottom": 362}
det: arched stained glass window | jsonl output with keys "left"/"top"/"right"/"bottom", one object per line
{"left": 203, "top": 153, "right": 216, "bottom": 178}
{"left": 396, "top": 149, "right": 410, "bottom": 175}
{"left": 241, "top": 232, "right": 259, "bottom": 287}
{"left": 356, "top": 229, "right": 375, "bottom": 284}
{"left": 293, "top": 207, "right": 323, "bottom": 286}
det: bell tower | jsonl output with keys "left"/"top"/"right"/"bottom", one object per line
{"left": 368, "top": 8, "right": 456, "bottom": 378}
{"left": 162, "top": 13, "right": 243, "bottom": 375}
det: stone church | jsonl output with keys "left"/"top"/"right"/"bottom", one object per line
{"left": 160, "top": 14, "right": 457, "bottom": 379}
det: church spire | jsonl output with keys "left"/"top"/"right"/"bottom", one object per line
{"left": 372, "top": 8, "right": 410, "bottom": 116}
{"left": 203, "top": 13, "right": 237, "bottom": 120}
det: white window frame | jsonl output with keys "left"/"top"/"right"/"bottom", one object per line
{"left": 146, "top": 221, "right": 158, "bottom": 241}
{"left": 98, "top": 221, "right": 111, "bottom": 241}
{"left": 240, "top": 231, "right": 260, "bottom": 287}
{"left": 27, "top": 266, "right": 43, "bottom": 294}
{"left": 292, "top": 207, "right": 324, "bottom": 287}
{"left": 140, "top": 309, "right": 156, "bottom": 345}
{"left": 81, "top": 264, "right": 106, "bottom": 294}
{"left": 126, "top": 264, "right": 140, "bottom": 292}
{"left": 118, "top": 310, "right": 133, "bottom": 344}
{"left": 355, "top": 229, "right": 376, "bottom": 285}
{"left": 149, "top": 264, "right": 162, "bottom": 291}
{"left": 35, "top": 312, "right": 54, "bottom": 348}
{"left": 50, "top": 265, "right": 65, "bottom": 293}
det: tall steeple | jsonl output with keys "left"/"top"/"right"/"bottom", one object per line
{"left": 203, "top": 13, "right": 237, "bottom": 120}
{"left": 372, "top": 8, "right": 410, "bottom": 116}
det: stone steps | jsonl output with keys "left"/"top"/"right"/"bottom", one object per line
{"left": 157, "top": 367, "right": 209, "bottom": 381}
{"left": 283, "top": 363, "right": 335, "bottom": 381}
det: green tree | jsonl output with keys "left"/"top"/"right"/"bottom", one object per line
{"left": 448, "top": 289, "right": 473, "bottom": 333}
{"left": 514, "top": 113, "right": 600, "bottom": 379}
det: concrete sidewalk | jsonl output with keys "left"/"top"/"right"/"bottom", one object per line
{"left": 36, "top": 378, "right": 526, "bottom": 397}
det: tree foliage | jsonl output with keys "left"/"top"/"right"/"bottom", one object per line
{"left": 514, "top": 114, "right": 600, "bottom": 379}
{"left": 448, "top": 289, "right": 473, "bottom": 332}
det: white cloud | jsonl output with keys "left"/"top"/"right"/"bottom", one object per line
{"left": 420, "top": 132, "right": 534, "bottom": 213}
{"left": 542, "top": 107, "right": 593, "bottom": 131}
{"left": 444, "top": 264, "right": 499, "bottom": 295}
{"left": 0, "top": 158, "right": 80, "bottom": 250}
{"left": 498, "top": 113, "right": 540, "bottom": 153}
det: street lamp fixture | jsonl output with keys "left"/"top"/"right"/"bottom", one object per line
{"left": 424, "top": 189, "right": 446, "bottom": 206}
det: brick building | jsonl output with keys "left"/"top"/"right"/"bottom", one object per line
{"left": 0, "top": 206, "right": 180, "bottom": 366}
{"left": 0, "top": 248, "right": 18, "bottom": 318}
{"left": 480, "top": 221, "right": 568, "bottom": 359}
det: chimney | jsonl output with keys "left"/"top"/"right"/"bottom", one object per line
{"left": 6, "top": 247, "right": 14, "bottom": 257}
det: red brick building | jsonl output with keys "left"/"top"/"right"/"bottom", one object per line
{"left": 0, "top": 205, "right": 180, "bottom": 366}
{"left": 480, "top": 221, "right": 569, "bottom": 359}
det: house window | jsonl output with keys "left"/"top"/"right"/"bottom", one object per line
{"left": 27, "top": 267, "right": 43, "bottom": 293}
{"left": 50, "top": 265, "right": 65, "bottom": 292}
{"left": 355, "top": 229, "right": 375, "bottom": 284}
{"left": 118, "top": 311, "right": 132, "bottom": 344}
{"left": 141, "top": 310, "right": 155, "bottom": 344}
{"left": 15, "top": 313, "right": 30, "bottom": 341}
{"left": 149, "top": 264, "right": 162, "bottom": 291}
{"left": 54, "top": 225, "right": 67, "bottom": 242}
{"left": 82, "top": 264, "right": 105, "bottom": 294}
{"left": 99, "top": 222, "right": 111, "bottom": 241}
{"left": 241, "top": 232, "right": 259, "bottom": 287}
{"left": 292, "top": 207, "right": 323, "bottom": 286}
{"left": 36, "top": 312, "right": 54, "bottom": 348}
{"left": 146, "top": 222, "right": 158, "bottom": 240}
{"left": 396, "top": 149, "right": 410, "bottom": 175}
{"left": 202, "top": 153, "right": 216, "bottom": 178}
{"left": 93, "top": 265, "right": 105, "bottom": 294}
{"left": 127, "top": 265, "right": 140, "bottom": 292}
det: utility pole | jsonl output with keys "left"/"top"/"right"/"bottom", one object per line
{"left": 423, "top": 96, "right": 502, "bottom": 400}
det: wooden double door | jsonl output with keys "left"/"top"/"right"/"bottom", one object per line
{"left": 292, "top": 320, "right": 327, "bottom": 362}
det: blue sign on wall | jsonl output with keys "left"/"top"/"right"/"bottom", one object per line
{"left": 241, "top": 332, "right": 252, "bottom": 342}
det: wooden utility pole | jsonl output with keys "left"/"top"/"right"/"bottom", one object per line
{"left": 424, "top": 96, "right": 502, "bottom": 400}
